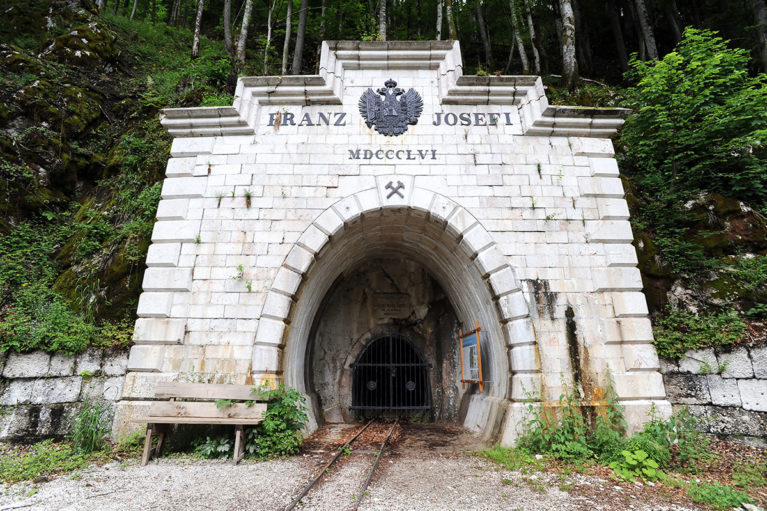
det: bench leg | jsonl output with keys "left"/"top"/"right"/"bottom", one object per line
{"left": 141, "top": 424, "right": 154, "bottom": 466}
{"left": 153, "top": 424, "right": 167, "bottom": 459}
{"left": 233, "top": 425, "right": 245, "bottom": 464}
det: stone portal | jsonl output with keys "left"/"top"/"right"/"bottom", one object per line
{"left": 115, "top": 40, "right": 671, "bottom": 443}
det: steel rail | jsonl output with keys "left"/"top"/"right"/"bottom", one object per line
{"left": 349, "top": 418, "right": 399, "bottom": 511}
{"left": 284, "top": 418, "right": 377, "bottom": 511}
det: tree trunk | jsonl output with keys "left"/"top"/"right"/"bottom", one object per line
{"left": 509, "top": 0, "right": 529, "bottom": 73}
{"left": 522, "top": 0, "right": 540, "bottom": 74}
{"left": 264, "top": 0, "right": 277, "bottom": 73}
{"left": 751, "top": 0, "right": 767, "bottom": 71}
{"left": 664, "top": 0, "right": 683, "bottom": 44}
{"left": 183, "top": 0, "right": 190, "bottom": 28}
{"left": 282, "top": 0, "right": 293, "bottom": 75}
{"left": 504, "top": 29, "right": 517, "bottom": 73}
{"left": 379, "top": 0, "right": 387, "bottom": 40}
{"left": 320, "top": 0, "right": 327, "bottom": 39}
{"left": 445, "top": 0, "right": 457, "bottom": 39}
{"left": 114, "top": 0, "right": 120, "bottom": 15}
{"left": 558, "top": 0, "right": 578, "bottom": 90}
{"left": 291, "top": 0, "right": 308, "bottom": 74}
{"left": 191, "top": 0, "right": 205, "bottom": 58}
{"left": 223, "top": 0, "right": 233, "bottom": 55}
{"left": 235, "top": 0, "right": 254, "bottom": 63}
{"left": 417, "top": 0, "right": 422, "bottom": 37}
{"left": 151, "top": 0, "right": 156, "bottom": 23}
{"left": 633, "top": 0, "right": 658, "bottom": 59}
{"left": 573, "top": 0, "right": 592, "bottom": 76}
{"left": 606, "top": 0, "right": 629, "bottom": 72}
{"left": 436, "top": 0, "right": 443, "bottom": 40}
{"left": 130, "top": 0, "right": 138, "bottom": 19}
{"left": 475, "top": 0, "right": 493, "bottom": 69}
{"left": 97, "top": 0, "right": 105, "bottom": 11}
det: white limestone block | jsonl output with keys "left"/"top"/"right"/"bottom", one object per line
{"left": 170, "top": 137, "right": 214, "bottom": 157}
{"left": 142, "top": 268, "right": 193, "bottom": 292}
{"left": 156, "top": 199, "right": 189, "bottom": 220}
{"left": 103, "top": 376, "right": 125, "bottom": 401}
{"left": 313, "top": 208, "right": 345, "bottom": 237}
{"left": 161, "top": 177, "right": 206, "bottom": 199}
{"left": 272, "top": 267, "right": 302, "bottom": 297}
{"left": 679, "top": 348, "right": 718, "bottom": 374}
{"left": 612, "top": 372, "right": 666, "bottom": 399}
{"left": 103, "top": 352, "right": 128, "bottom": 376}
{"left": 30, "top": 377, "right": 82, "bottom": 404}
{"left": 593, "top": 268, "right": 643, "bottom": 292}
{"left": 49, "top": 354, "right": 75, "bottom": 376}
{"left": 166, "top": 157, "right": 196, "bottom": 177}
{"left": 738, "top": 379, "right": 767, "bottom": 412}
{"left": 585, "top": 220, "right": 633, "bottom": 243}
{"left": 622, "top": 344, "right": 660, "bottom": 371}
{"left": 570, "top": 138, "right": 615, "bottom": 157}
{"left": 589, "top": 158, "right": 620, "bottom": 177}
{"left": 474, "top": 247, "right": 508, "bottom": 277}
{"left": 751, "top": 346, "right": 767, "bottom": 378}
{"left": 146, "top": 243, "right": 181, "bottom": 267}
{"left": 252, "top": 346, "right": 282, "bottom": 373}
{"left": 596, "top": 198, "right": 630, "bottom": 220}
{"left": 0, "top": 380, "right": 35, "bottom": 405}
{"left": 578, "top": 176, "right": 624, "bottom": 198}
{"left": 611, "top": 292, "right": 649, "bottom": 316}
{"left": 357, "top": 188, "right": 382, "bottom": 213}
{"left": 488, "top": 267, "right": 520, "bottom": 297}
{"left": 509, "top": 345, "right": 539, "bottom": 372}
{"left": 332, "top": 195, "right": 362, "bottom": 223}
{"left": 2, "top": 351, "right": 50, "bottom": 378}
{"left": 503, "top": 318, "right": 536, "bottom": 346}
{"left": 298, "top": 224, "right": 329, "bottom": 255}
{"left": 75, "top": 349, "right": 102, "bottom": 375}
{"left": 605, "top": 244, "right": 639, "bottom": 267}
{"left": 133, "top": 318, "right": 186, "bottom": 344}
{"left": 137, "top": 292, "right": 173, "bottom": 318}
{"left": 708, "top": 375, "right": 741, "bottom": 406}
{"left": 127, "top": 345, "right": 166, "bottom": 372}
{"left": 510, "top": 374, "right": 543, "bottom": 401}
{"left": 151, "top": 220, "right": 199, "bottom": 243}
{"left": 262, "top": 292, "right": 293, "bottom": 320}
{"left": 428, "top": 194, "right": 457, "bottom": 224}
{"left": 284, "top": 246, "right": 314, "bottom": 275}
{"left": 718, "top": 348, "right": 754, "bottom": 378}
{"left": 254, "top": 318, "right": 286, "bottom": 346}
{"left": 496, "top": 291, "right": 530, "bottom": 322}
{"left": 460, "top": 224, "right": 494, "bottom": 258}
{"left": 599, "top": 317, "right": 654, "bottom": 344}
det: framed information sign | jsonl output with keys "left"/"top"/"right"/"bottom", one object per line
{"left": 458, "top": 321, "right": 484, "bottom": 393}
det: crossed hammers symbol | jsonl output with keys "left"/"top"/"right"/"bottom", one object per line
{"left": 385, "top": 180, "right": 405, "bottom": 199}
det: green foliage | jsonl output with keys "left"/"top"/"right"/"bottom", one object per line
{"left": 70, "top": 397, "right": 111, "bottom": 454}
{"left": 608, "top": 449, "right": 663, "bottom": 482}
{"left": 246, "top": 384, "right": 308, "bottom": 459}
{"left": 193, "top": 435, "right": 234, "bottom": 459}
{"left": 653, "top": 308, "right": 745, "bottom": 359}
{"left": 0, "top": 440, "right": 93, "bottom": 483}
{"left": 732, "top": 462, "right": 767, "bottom": 488}
{"left": 474, "top": 445, "right": 544, "bottom": 473}
{"left": 685, "top": 481, "right": 753, "bottom": 511}
{"left": 215, "top": 399, "right": 234, "bottom": 409}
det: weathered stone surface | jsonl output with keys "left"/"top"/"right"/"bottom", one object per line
{"left": 48, "top": 353, "right": 75, "bottom": 376}
{"left": 0, "top": 380, "right": 35, "bottom": 405}
{"left": 707, "top": 375, "right": 741, "bottom": 407}
{"left": 75, "top": 349, "right": 103, "bottom": 375}
{"left": 717, "top": 347, "right": 754, "bottom": 379}
{"left": 103, "top": 377, "right": 125, "bottom": 401}
{"left": 738, "top": 379, "right": 767, "bottom": 412}
{"left": 663, "top": 373, "right": 710, "bottom": 404}
{"left": 102, "top": 350, "right": 129, "bottom": 376}
{"left": 678, "top": 348, "right": 717, "bottom": 375}
{"left": 750, "top": 346, "right": 767, "bottom": 379}
{"left": 2, "top": 351, "right": 50, "bottom": 378}
{"left": 30, "top": 377, "right": 82, "bottom": 404}
{"left": 684, "top": 404, "right": 767, "bottom": 440}
{"left": 0, "top": 404, "right": 83, "bottom": 442}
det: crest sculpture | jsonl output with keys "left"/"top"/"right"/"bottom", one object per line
{"left": 358, "top": 79, "right": 423, "bottom": 136}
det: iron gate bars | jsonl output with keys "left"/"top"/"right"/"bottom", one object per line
{"left": 350, "top": 333, "right": 431, "bottom": 411}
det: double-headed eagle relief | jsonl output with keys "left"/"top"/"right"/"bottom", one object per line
{"left": 359, "top": 79, "right": 424, "bottom": 136}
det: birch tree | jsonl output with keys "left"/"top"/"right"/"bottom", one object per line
{"left": 436, "top": 0, "right": 443, "bottom": 40}
{"left": 191, "top": 0, "right": 205, "bottom": 58}
{"left": 223, "top": 0, "right": 233, "bottom": 56}
{"left": 445, "top": 0, "right": 458, "bottom": 39}
{"left": 509, "top": 0, "right": 529, "bottom": 73}
{"left": 264, "top": 0, "right": 279, "bottom": 74}
{"left": 281, "top": 0, "right": 293, "bottom": 75}
{"left": 558, "top": 0, "right": 578, "bottom": 90}
{"left": 235, "top": 0, "right": 254, "bottom": 63}
{"left": 522, "top": 0, "right": 540, "bottom": 74}
{"left": 380, "top": 0, "right": 387, "bottom": 40}
{"left": 475, "top": 0, "right": 493, "bottom": 69}
{"left": 291, "top": 0, "right": 308, "bottom": 74}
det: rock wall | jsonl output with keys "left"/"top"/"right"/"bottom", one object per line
{"left": 660, "top": 344, "right": 767, "bottom": 447}
{"left": 0, "top": 349, "right": 128, "bottom": 442}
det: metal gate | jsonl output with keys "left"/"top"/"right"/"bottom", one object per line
{"left": 350, "top": 333, "right": 431, "bottom": 411}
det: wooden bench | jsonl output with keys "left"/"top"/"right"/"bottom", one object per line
{"left": 134, "top": 382, "right": 267, "bottom": 466}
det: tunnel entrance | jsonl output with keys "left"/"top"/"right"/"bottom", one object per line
{"left": 351, "top": 333, "right": 431, "bottom": 413}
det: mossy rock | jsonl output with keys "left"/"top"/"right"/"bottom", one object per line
{"left": 0, "top": 0, "right": 92, "bottom": 51}
{"left": 0, "top": 45, "right": 43, "bottom": 74}
{"left": 39, "top": 21, "right": 117, "bottom": 69}
{"left": 684, "top": 193, "right": 767, "bottom": 255}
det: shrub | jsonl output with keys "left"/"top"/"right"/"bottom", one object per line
{"left": 609, "top": 449, "right": 663, "bottom": 482}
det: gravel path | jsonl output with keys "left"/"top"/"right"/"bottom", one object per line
{"left": 0, "top": 424, "right": 703, "bottom": 511}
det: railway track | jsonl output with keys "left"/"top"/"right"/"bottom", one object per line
{"left": 284, "top": 418, "right": 399, "bottom": 511}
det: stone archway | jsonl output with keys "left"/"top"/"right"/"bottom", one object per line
{"left": 256, "top": 185, "right": 540, "bottom": 441}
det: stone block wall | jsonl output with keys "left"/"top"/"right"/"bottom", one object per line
{"left": 0, "top": 349, "right": 128, "bottom": 442}
{"left": 660, "top": 344, "right": 767, "bottom": 447}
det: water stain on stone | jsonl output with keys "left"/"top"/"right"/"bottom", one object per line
{"left": 529, "top": 279, "right": 557, "bottom": 320}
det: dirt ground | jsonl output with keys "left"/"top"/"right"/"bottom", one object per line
{"left": 0, "top": 422, "right": 762, "bottom": 511}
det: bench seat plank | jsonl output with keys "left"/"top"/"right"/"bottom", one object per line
{"left": 147, "top": 401, "right": 266, "bottom": 419}
{"left": 154, "top": 382, "right": 257, "bottom": 401}
{"left": 134, "top": 416, "right": 265, "bottom": 425}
